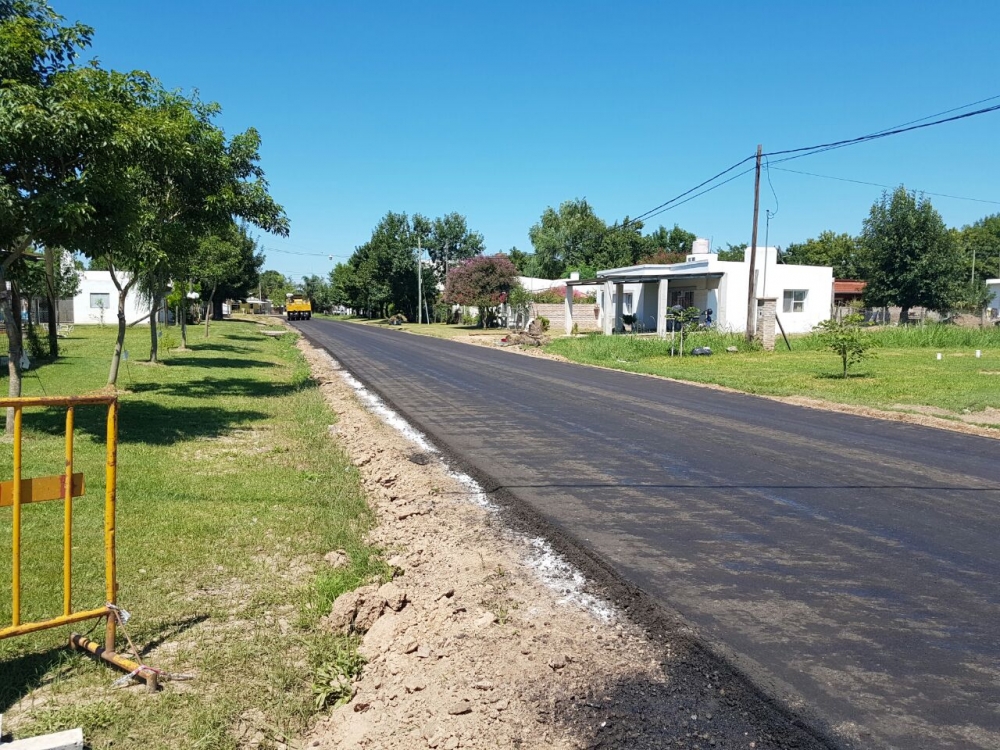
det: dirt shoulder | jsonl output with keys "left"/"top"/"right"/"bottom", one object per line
{"left": 298, "top": 336, "right": 839, "bottom": 750}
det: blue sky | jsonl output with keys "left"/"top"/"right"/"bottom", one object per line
{"left": 65, "top": 1, "right": 1000, "bottom": 279}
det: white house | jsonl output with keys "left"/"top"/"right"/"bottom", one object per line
{"left": 564, "top": 243, "right": 833, "bottom": 336}
{"left": 73, "top": 271, "right": 153, "bottom": 325}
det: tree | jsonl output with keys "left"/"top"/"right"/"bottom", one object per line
{"left": 716, "top": 243, "right": 747, "bottom": 262}
{"left": 418, "top": 212, "right": 485, "bottom": 283}
{"left": 259, "top": 268, "right": 293, "bottom": 302}
{"left": 814, "top": 313, "right": 875, "bottom": 377}
{"left": 443, "top": 254, "right": 519, "bottom": 327}
{"left": 643, "top": 224, "right": 696, "bottom": 257}
{"left": 0, "top": 0, "right": 98, "bottom": 427}
{"left": 528, "top": 199, "right": 606, "bottom": 279}
{"left": 192, "top": 223, "right": 254, "bottom": 338}
{"left": 859, "top": 187, "right": 964, "bottom": 323}
{"left": 783, "top": 231, "right": 863, "bottom": 278}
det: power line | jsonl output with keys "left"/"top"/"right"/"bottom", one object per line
{"left": 770, "top": 166, "right": 1000, "bottom": 205}
{"left": 262, "top": 246, "right": 352, "bottom": 258}
{"left": 625, "top": 95, "right": 1000, "bottom": 227}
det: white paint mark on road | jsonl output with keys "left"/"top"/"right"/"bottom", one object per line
{"left": 331, "top": 350, "right": 616, "bottom": 623}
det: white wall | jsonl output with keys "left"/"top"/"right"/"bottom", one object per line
{"left": 987, "top": 280, "right": 1000, "bottom": 319}
{"left": 73, "top": 271, "right": 152, "bottom": 325}
{"left": 595, "top": 249, "right": 833, "bottom": 334}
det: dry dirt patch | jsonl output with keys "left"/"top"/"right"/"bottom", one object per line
{"left": 296, "top": 336, "right": 827, "bottom": 750}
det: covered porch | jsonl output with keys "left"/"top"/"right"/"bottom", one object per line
{"left": 564, "top": 270, "right": 724, "bottom": 337}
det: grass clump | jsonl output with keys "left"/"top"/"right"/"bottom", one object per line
{"left": 0, "top": 322, "right": 380, "bottom": 748}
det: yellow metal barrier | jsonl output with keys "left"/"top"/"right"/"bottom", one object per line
{"left": 0, "top": 395, "right": 156, "bottom": 688}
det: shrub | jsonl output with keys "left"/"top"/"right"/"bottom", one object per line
{"left": 537, "top": 316, "right": 550, "bottom": 332}
{"left": 814, "top": 313, "right": 875, "bottom": 377}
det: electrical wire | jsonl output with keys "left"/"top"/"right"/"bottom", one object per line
{"left": 623, "top": 94, "right": 1000, "bottom": 228}
{"left": 770, "top": 166, "right": 1000, "bottom": 205}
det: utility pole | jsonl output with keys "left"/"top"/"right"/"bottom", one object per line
{"left": 745, "top": 144, "right": 763, "bottom": 342}
{"left": 416, "top": 234, "right": 422, "bottom": 324}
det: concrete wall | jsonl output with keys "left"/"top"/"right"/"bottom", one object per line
{"left": 533, "top": 302, "right": 600, "bottom": 332}
{"left": 73, "top": 271, "right": 152, "bottom": 325}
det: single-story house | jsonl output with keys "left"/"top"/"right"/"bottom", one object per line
{"left": 987, "top": 279, "right": 1000, "bottom": 320}
{"left": 564, "top": 245, "right": 834, "bottom": 336}
{"left": 73, "top": 271, "right": 152, "bottom": 325}
{"left": 833, "top": 280, "right": 866, "bottom": 307}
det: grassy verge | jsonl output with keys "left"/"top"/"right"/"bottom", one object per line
{"left": 547, "top": 326, "right": 1000, "bottom": 417}
{"left": 0, "top": 322, "right": 383, "bottom": 748}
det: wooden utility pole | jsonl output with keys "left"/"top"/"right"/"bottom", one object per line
{"left": 416, "top": 234, "right": 423, "bottom": 324}
{"left": 745, "top": 144, "right": 763, "bottom": 342}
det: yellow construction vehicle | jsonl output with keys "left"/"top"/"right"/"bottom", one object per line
{"left": 285, "top": 293, "right": 312, "bottom": 321}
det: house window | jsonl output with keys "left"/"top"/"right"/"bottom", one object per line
{"left": 623, "top": 293, "right": 633, "bottom": 314}
{"left": 670, "top": 290, "right": 694, "bottom": 308}
{"left": 90, "top": 293, "right": 111, "bottom": 309}
{"left": 783, "top": 289, "right": 807, "bottom": 313}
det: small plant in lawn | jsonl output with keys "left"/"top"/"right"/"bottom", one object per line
{"left": 537, "top": 316, "right": 550, "bottom": 332}
{"left": 814, "top": 313, "right": 876, "bottom": 377}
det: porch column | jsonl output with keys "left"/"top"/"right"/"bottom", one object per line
{"left": 564, "top": 284, "right": 573, "bottom": 335}
{"left": 614, "top": 282, "right": 624, "bottom": 334}
{"left": 602, "top": 280, "right": 614, "bottom": 335}
{"left": 657, "top": 278, "right": 669, "bottom": 339}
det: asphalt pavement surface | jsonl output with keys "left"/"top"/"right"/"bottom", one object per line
{"left": 296, "top": 318, "right": 1000, "bottom": 750}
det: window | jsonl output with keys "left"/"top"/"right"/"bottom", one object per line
{"left": 783, "top": 289, "right": 807, "bottom": 313}
{"left": 623, "top": 293, "right": 633, "bottom": 314}
{"left": 90, "top": 293, "right": 111, "bottom": 309}
{"left": 670, "top": 290, "right": 694, "bottom": 308}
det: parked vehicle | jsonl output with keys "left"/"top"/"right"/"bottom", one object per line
{"left": 286, "top": 293, "right": 312, "bottom": 321}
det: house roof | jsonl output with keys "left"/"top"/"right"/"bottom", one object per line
{"left": 566, "top": 270, "right": 724, "bottom": 286}
{"left": 833, "top": 280, "right": 866, "bottom": 294}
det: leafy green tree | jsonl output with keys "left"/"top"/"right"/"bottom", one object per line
{"left": 783, "top": 231, "right": 863, "bottom": 278}
{"left": 0, "top": 0, "right": 98, "bottom": 423}
{"left": 444, "top": 254, "right": 519, "bottom": 327}
{"left": 193, "top": 223, "right": 257, "bottom": 338}
{"left": 259, "top": 269, "right": 293, "bottom": 301}
{"left": 814, "top": 313, "right": 875, "bottom": 377}
{"left": 528, "top": 199, "right": 606, "bottom": 279}
{"left": 417, "top": 212, "right": 485, "bottom": 283}
{"left": 859, "top": 187, "right": 964, "bottom": 323}
{"left": 643, "top": 224, "right": 697, "bottom": 256}
{"left": 715, "top": 243, "right": 747, "bottom": 261}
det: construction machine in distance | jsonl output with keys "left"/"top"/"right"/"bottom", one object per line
{"left": 285, "top": 293, "right": 312, "bottom": 320}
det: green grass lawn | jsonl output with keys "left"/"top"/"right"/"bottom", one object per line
{"left": 0, "top": 322, "right": 383, "bottom": 748}
{"left": 547, "top": 326, "right": 1000, "bottom": 419}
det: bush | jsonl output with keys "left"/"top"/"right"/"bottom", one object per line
{"left": 538, "top": 316, "right": 550, "bottom": 332}
{"left": 814, "top": 313, "right": 875, "bottom": 377}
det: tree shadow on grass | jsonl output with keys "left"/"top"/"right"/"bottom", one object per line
{"left": 814, "top": 372, "right": 875, "bottom": 380}
{"left": 163, "top": 357, "right": 275, "bottom": 370}
{"left": 0, "top": 648, "right": 66, "bottom": 715}
{"left": 23, "top": 401, "right": 270, "bottom": 446}
{"left": 128, "top": 376, "right": 309, "bottom": 399}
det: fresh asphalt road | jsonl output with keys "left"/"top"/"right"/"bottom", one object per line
{"left": 297, "top": 319, "right": 1000, "bottom": 750}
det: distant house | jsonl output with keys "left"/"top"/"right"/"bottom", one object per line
{"left": 987, "top": 279, "right": 1000, "bottom": 320}
{"left": 564, "top": 243, "right": 834, "bottom": 336}
{"left": 833, "top": 280, "right": 866, "bottom": 308}
{"left": 72, "top": 271, "right": 152, "bottom": 325}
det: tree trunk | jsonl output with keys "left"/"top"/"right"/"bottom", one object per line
{"left": 4, "top": 283, "right": 24, "bottom": 434}
{"left": 179, "top": 299, "right": 188, "bottom": 349}
{"left": 44, "top": 246, "right": 59, "bottom": 359}
{"left": 899, "top": 307, "right": 910, "bottom": 325}
{"left": 46, "top": 299, "right": 58, "bottom": 359}
{"left": 204, "top": 286, "right": 215, "bottom": 338}
{"left": 107, "top": 286, "right": 128, "bottom": 386}
{"left": 149, "top": 301, "right": 159, "bottom": 363}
